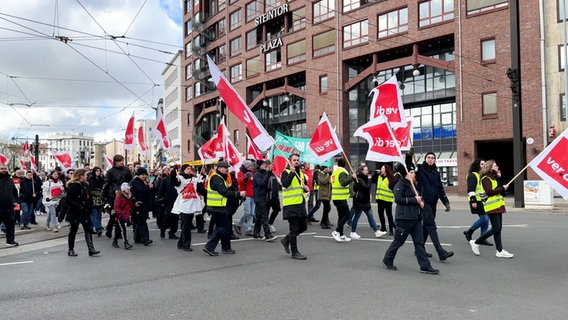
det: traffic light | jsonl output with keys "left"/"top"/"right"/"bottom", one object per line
{"left": 506, "top": 67, "right": 519, "bottom": 95}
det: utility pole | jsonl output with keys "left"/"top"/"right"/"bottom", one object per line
{"left": 34, "top": 134, "right": 39, "bottom": 171}
{"left": 509, "top": 0, "right": 524, "bottom": 208}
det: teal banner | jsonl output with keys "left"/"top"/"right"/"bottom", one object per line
{"left": 271, "top": 131, "right": 334, "bottom": 167}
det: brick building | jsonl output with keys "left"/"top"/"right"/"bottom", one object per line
{"left": 181, "top": 0, "right": 546, "bottom": 194}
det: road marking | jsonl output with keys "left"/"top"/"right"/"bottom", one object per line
{"left": 437, "top": 224, "right": 528, "bottom": 229}
{"left": 0, "top": 260, "right": 34, "bottom": 267}
{"left": 0, "top": 238, "right": 68, "bottom": 258}
{"left": 314, "top": 235, "right": 453, "bottom": 247}
{"left": 192, "top": 232, "right": 317, "bottom": 246}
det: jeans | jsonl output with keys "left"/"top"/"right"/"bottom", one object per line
{"left": 383, "top": 219, "right": 432, "bottom": 270}
{"left": 237, "top": 197, "right": 255, "bottom": 232}
{"left": 351, "top": 207, "right": 378, "bottom": 232}
{"left": 307, "top": 190, "right": 316, "bottom": 213}
{"left": 470, "top": 213, "right": 489, "bottom": 235}
{"left": 90, "top": 207, "right": 103, "bottom": 232}
{"left": 307, "top": 190, "right": 320, "bottom": 219}
{"left": 21, "top": 202, "right": 34, "bottom": 226}
{"left": 46, "top": 205, "right": 58, "bottom": 228}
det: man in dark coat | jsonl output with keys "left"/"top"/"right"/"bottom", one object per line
{"left": 0, "top": 164, "right": 19, "bottom": 246}
{"left": 130, "top": 167, "right": 153, "bottom": 246}
{"left": 252, "top": 159, "right": 276, "bottom": 241}
{"left": 101, "top": 154, "right": 133, "bottom": 238}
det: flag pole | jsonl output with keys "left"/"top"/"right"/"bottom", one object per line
{"left": 272, "top": 139, "right": 306, "bottom": 188}
{"left": 506, "top": 162, "right": 532, "bottom": 186}
{"left": 340, "top": 151, "right": 356, "bottom": 174}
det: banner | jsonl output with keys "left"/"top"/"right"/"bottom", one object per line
{"left": 22, "top": 141, "right": 29, "bottom": 156}
{"left": 271, "top": 131, "right": 333, "bottom": 167}
{"left": 226, "top": 138, "right": 244, "bottom": 171}
{"left": 18, "top": 156, "right": 27, "bottom": 170}
{"left": 137, "top": 125, "right": 149, "bottom": 156}
{"left": 153, "top": 104, "right": 171, "bottom": 150}
{"left": 52, "top": 152, "right": 73, "bottom": 171}
{"left": 353, "top": 115, "right": 404, "bottom": 163}
{"left": 103, "top": 153, "right": 114, "bottom": 169}
{"left": 30, "top": 155, "right": 37, "bottom": 171}
{"left": 247, "top": 134, "right": 264, "bottom": 160}
{"left": 124, "top": 112, "right": 135, "bottom": 151}
{"left": 529, "top": 128, "right": 568, "bottom": 199}
{"left": 306, "top": 112, "right": 343, "bottom": 163}
{"left": 0, "top": 153, "right": 7, "bottom": 165}
{"left": 197, "top": 121, "right": 230, "bottom": 164}
{"left": 207, "top": 56, "right": 273, "bottom": 151}
{"left": 369, "top": 75, "right": 406, "bottom": 125}
{"left": 391, "top": 119, "right": 413, "bottom": 151}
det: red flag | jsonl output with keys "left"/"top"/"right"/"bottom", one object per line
{"left": 306, "top": 112, "right": 343, "bottom": 163}
{"left": 271, "top": 155, "right": 288, "bottom": 182}
{"left": 353, "top": 115, "right": 403, "bottom": 163}
{"left": 137, "top": 125, "right": 149, "bottom": 156}
{"left": 30, "top": 155, "right": 37, "bottom": 171}
{"left": 369, "top": 75, "right": 406, "bottom": 124}
{"left": 153, "top": 105, "right": 171, "bottom": 150}
{"left": 103, "top": 153, "right": 114, "bottom": 169}
{"left": 391, "top": 119, "right": 413, "bottom": 151}
{"left": 529, "top": 128, "right": 568, "bottom": 199}
{"left": 207, "top": 56, "right": 273, "bottom": 151}
{"left": 124, "top": 112, "right": 135, "bottom": 151}
{"left": 52, "top": 152, "right": 73, "bottom": 171}
{"left": 197, "top": 137, "right": 219, "bottom": 164}
{"left": 22, "top": 141, "right": 29, "bottom": 156}
{"left": 226, "top": 138, "right": 244, "bottom": 171}
{"left": 197, "top": 121, "right": 230, "bottom": 163}
{"left": 0, "top": 153, "right": 8, "bottom": 165}
{"left": 18, "top": 156, "right": 27, "bottom": 170}
{"left": 247, "top": 134, "right": 264, "bottom": 160}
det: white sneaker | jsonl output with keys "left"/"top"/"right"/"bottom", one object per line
{"left": 349, "top": 232, "right": 361, "bottom": 239}
{"left": 331, "top": 231, "right": 341, "bottom": 242}
{"left": 496, "top": 249, "right": 514, "bottom": 259}
{"left": 469, "top": 240, "right": 480, "bottom": 256}
{"left": 269, "top": 225, "right": 277, "bottom": 233}
{"left": 374, "top": 230, "right": 387, "bottom": 238}
{"left": 339, "top": 235, "right": 351, "bottom": 242}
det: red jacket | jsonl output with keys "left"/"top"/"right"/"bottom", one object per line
{"left": 237, "top": 170, "right": 254, "bottom": 197}
{"left": 114, "top": 193, "right": 133, "bottom": 221}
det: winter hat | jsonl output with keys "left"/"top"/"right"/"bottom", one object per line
{"left": 217, "top": 161, "right": 230, "bottom": 168}
{"left": 256, "top": 159, "right": 266, "bottom": 167}
{"left": 136, "top": 167, "right": 148, "bottom": 175}
{"left": 243, "top": 160, "right": 254, "bottom": 168}
{"left": 180, "top": 164, "right": 191, "bottom": 172}
{"left": 120, "top": 182, "right": 131, "bottom": 191}
{"left": 395, "top": 164, "right": 415, "bottom": 177}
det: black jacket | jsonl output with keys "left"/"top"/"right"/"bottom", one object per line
{"left": 466, "top": 172, "right": 485, "bottom": 215}
{"left": 158, "top": 173, "right": 178, "bottom": 206}
{"left": 208, "top": 170, "right": 240, "bottom": 214}
{"left": 353, "top": 173, "right": 372, "bottom": 210}
{"left": 19, "top": 177, "right": 39, "bottom": 203}
{"left": 130, "top": 177, "right": 151, "bottom": 214}
{"left": 393, "top": 178, "right": 421, "bottom": 221}
{"left": 407, "top": 154, "right": 448, "bottom": 206}
{"left": 101, "top": 166, "right": 133, "bottom": 203}
{"left": 65, "top": 181, "right": 92, "bottom": 222}
{"left": 253, "top": 168, "right": 270, "bottom": 202}
{"left": 88, "top": 175, "right": 105, "bottom": 208}
{"left": 280, "top": 167, "right": 307, "bottom": 219}
{"left": 0, "top": 173, "right": 18, "bottom": 209}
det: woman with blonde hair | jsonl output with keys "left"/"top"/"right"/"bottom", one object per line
{"left": 66, "top": 169, "right": 100, "bottom": 257}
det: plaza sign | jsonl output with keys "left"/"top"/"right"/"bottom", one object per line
{"left": 255, "top": 4, "right": 289, "bottom": 27}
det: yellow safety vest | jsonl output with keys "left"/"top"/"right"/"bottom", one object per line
{"left": 282, "top": 169, "right": 305, "bottom": 206}
{"left": 206, "top": 173, "right": 228, "bottom": 207}
{"left": 313, "top": 169, "right": 320, "bottom": 191}
{"left": 375, "top": 176, "right": 394, "bottom": 202}
{"left": 482, "top": 176, "right": 505, "bottom": 211}
{"left": 331, "top": 167, "right": 350, "bottom": 200}
{"left": 466, "top": 172, "right": 485, "bottom": 201}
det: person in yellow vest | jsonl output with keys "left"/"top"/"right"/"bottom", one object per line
{"left": 203, "top": 161, "right": 246, "bottom": 256}
{"left": 306, "top": 165, "right": 322, "bottom": 223}
{"left": 279, "top": 154, "right": 310, "bottom": 260}
{"left": 331, "top": 158, "right": 357, "bottom": 242}
{"left": 463, "top": 159, "right": 492, "bottom": 245}
{"left": 373, "top": 164, "right": 397, "bottom": 235}
{"left": 469, "top": 160, "right": 513, "bottom": 258}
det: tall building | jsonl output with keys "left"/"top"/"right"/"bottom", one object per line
{"left": 182, "top": 0, "right": 547, "bottom": 194}
{"left": 46, "top": 132, "right": 94, "bottom": 169}
{"left": 162, "top": 50, "right": 185, "bottom": 163}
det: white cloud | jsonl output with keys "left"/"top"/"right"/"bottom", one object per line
{"left": 0, "top": 0, "right": 182, "bottom": 142}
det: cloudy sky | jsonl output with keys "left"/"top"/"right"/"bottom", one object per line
{"left": 0, "top": 0, "right": 183, "bottom": 143}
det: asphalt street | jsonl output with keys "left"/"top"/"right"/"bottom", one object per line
{"left": 0, "top": 195, "right": 567, "bottom": 320}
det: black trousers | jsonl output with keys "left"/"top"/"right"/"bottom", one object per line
{"left": 320, "top": 200, "right": 331, "bottom": 225}
{"left": 376, "top": 200, "right": 395, "bottom": 232}
{"left": 114, "top": 218, "right": 129, "bottom": 242}
{"left": 160, "top": 203, "right": 179, "bottom": 236}
{"left": 253, "top": 200, "right": 271, "bottom": 236}
{"left": 383, "top": 219, "right": 431, "bottom": 270}
{"left": 0, "top": 207, "right": 16, "bottom": 243}
{"left": 68, "top": 217, "right": 93, "bottom": 251}
{"left": 205, "top": 210, "right": 231, "bottom": 252}
{"left": 475, "top": 213, "right": 504, "bottom": 252}
{"left": 285, "top": 216, "right": 308, "bottom": 254}
{"left": 333, "top": 200, "right": 350, "bottom": 236}
{"left": 267, "top": 198, "right": 281, "bottom": 225}
{"left": 178, "top": 213, "right": 194, "bottom": 249}
{"left": 422, "top": 202, "right": 447, "bottom": 256}
{"left": 133, "top": 210, "right": 150, "bottom": 243}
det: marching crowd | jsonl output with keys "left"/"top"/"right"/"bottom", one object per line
{"left": 0, "top": 150, "right": 514, "bottom": 274}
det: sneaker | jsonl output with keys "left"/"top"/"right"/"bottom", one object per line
{"left": 469, "top": 240, "right": 480, "bottom": 256}
{"left": 420, "top": 267, "right": 440, "bottom": 275}
{"left": 381, "top": 260, "right": 397, "bottom": 271}
{"left": 349, "top": 232, "right": 361, "bottom": 239}
{"left": 265, "top": 235, "right": 277, "bottom": 242}
{"left": 331, "top": 231, "right": 341, "bottom": 242}
{"left": 374, "top": 230, "right": 387, "bottom": 238}
{"left": 6, "top": 241, "right": 19, "bottom": 247}
{"left": 269, "top": 224, "right": 277, "bottom": 233}
{"left": 339, "top": 235, "right": 351, "bottom": 242}
{"left": 222, "top": 249, "right": 236, "bottom": 254}
{"left": 496, "top": 249, "right": 514, "bottom": 259}
{"left": 202, "top": 247, "right": 219, "bottom": 256}
{"left": 254, "top": 234, "right": 266, "bottom": 241}
{"left": 53, "top": 228, "right": 59, "bottom": 233}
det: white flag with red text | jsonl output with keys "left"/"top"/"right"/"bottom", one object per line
{"left": 226, "top": 138, "right": 244, "bottom": 171}
{"left": 153, "top": 105, "right": 171, "bottom": 150}
{"left": 306, "top": 112, "right": 343, "bottom": 163}
{"left": 18, "top": 156, "right": 27, "bottom": 170}
{"left": 52, "top": 152, "right": 73, "bottom": 171}
{"left": 197, "top": 121, "right": 230, "bottom": 164}
{"left": 30, "top": 155, "right": 37, "bottom": 171}
{"left": 354, "top": 115, "right": 404, "bottom": 163}
{"left": 391, "top": 119, "right": 413, "bottom": 151}
{"left": 247, "top": 134, "right": 264, "bottom": 160}
{"left": 0, "top": 153, "right": 8, "bottom": 165}
{"left": 207, "top": 56, "right": 273, "bottom": 151}
{"left": 22, "top": 141, "right": 29, "bottom": 156}
{"left": 529, "top": 127, "right": 568, "bottom": 199}
{"left": 369, "top": 75, "right": 406, "bottom": 125}
{"left": 103, "top": 153, "right": 114, "bottom": 169}
{"left": 124, "top": 112, "right": 135, "bottom": 151}
{"left": 137, "top": 125, "right": 149, "bottom": 156}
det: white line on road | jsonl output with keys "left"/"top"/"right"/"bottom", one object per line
{"left": 314, "top": 235, "right": 453, "bottom": 247}
{"left": 437, "top": 224, "right": 529, "bottom": 229}
{"left": 0, "top": 260, "right": 34, "bottom": 267}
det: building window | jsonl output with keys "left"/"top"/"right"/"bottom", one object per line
{"left": 482, "top": 92, "right": 497, "bottom": 117}
{"left": 561, "top": 94, "right": 567, "bottom": 121}
{"left": 219, "top": 44, "right": 226, "bottom": 62}
{"left": 246, "top": 57, "right": 261, "bottom": 77}
{"left": 313, "top": 30, "right": 336, "bottom": 57}
{"left": 230, "top": 10, "right": 242, "bottom": 31}
{"left": 230, "top": 36, "right": 242, "bottom": 57}
{"left": 217, "top": 18, "right": 226, "bottom": 36}
{"left": 343, "top": 0, "right": 360, "bottom": 13}
{"left": 378, "top": 7, "right": 408, "bottom": 38}
{"left": 559, "top": 44, "right": 567, "bottom": 71}
{"left": 467, "top": 0, "right": 507, "bottom": 15}
{"left": 265, "top": 0, "right": 282, "bottom": 11}
{"left": 185, "top": 42, "right": 191, "bottom": 58}
{"left": 343, "top": 20, "right": 368, "bottom": 48}
{"left": 246, "top": 29, "right": 258, "bottom": 50}
{"left": 314, "top": 0, "right": 335, "bottom": 23}
{"left": 287, "top": 40, "right": 306, "bottom": 64}
{"left": 265, "top": 50, "right": 281, "bottom": 71}
{"left": 186, "top": 86, "right": 193, "bottom": 101}
{"left": 186, "top": 20, "right": 192, "bottom": 36}
{"left": 186, "top": 63, "right": 192, "bottom": 80}
{"left": 419, "top": 0, "right": 454, "bottom": 27}
{"left": 231, "top": 64, "right": 242, "bottom": 82}
{"left": 289, "top": 7, "right": 307, "bottom": 32}
{"left": 481, "top": 38, "right": 496, "bottom": 62}
{"left": 246, "top": 1, "right": 261, "bottom": 22}
{"left": 219, "top": 0, "right": 226, "bottom": 11}
{"left": 320, "top": 75, "right": 328, "bottom": 93}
